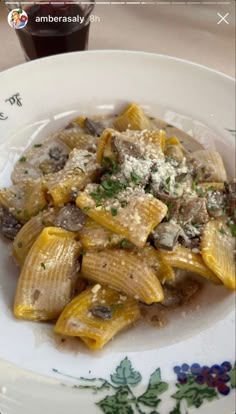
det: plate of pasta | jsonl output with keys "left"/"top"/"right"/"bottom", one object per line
{"left": 0, "top": 51, "right": 235, "bottom": 414}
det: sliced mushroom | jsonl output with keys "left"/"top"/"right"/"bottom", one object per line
{"left": 84, "top": 118, "right": 104, "bottom": 137}
{"left": 90, "top": 306, "right": 113, "bottom": 320}
{"left": 49, "top": 146, "right": 68, "bottom": 162}
{"left": 153, "top": 222, "right": 184, "bottom": 251}
{"left": 0, "top": 207, "right": 22, "bottom": 240}
{"left": 54, "top": 204, "right": 86, "bottom": 232}
{"left": 39, "top": 146, "right": 69, "bottom": 175}
{"left": 153, "top": 187, "right": 182, "bottom": 203}
{"left": 179, "top": 234, "right": 201, "bottom": 250}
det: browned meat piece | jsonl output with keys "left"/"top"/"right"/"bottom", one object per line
{"left": 178, "top": 198, "right": 209, "bottom": 225}
{"left": 225, "top": 180, "right": 236, "bottom": 219}
{"left": 54, "top": 204, "right": 86, "bottom": 232}
{"left": 84, "top": 118, "right": 104, "bottom": 137}
{"left": 153, "top": 222, "right": 184, "bottom": 251}
{"left": 207, "top": 190, "right": 227, "bottom": 218}
{"left": 111, "top": 136, "right": 141, "bottom": 163}
{"left": 0, "top": 207, "right": 22, "bottom": 240}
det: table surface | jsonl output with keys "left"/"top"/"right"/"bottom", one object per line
{"left": 0, "top": 1, "right": 235, "bottom": 76}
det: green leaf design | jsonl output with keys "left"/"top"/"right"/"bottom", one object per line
{"left": 138, "top": 368, "right": 168, "bottom": 407}
{"left": 172, "top": 377, "right": 217, "bottom": 408}
{"left": 230, "top": 363, "right": 236, "bottom": 388}
{"left": 97, "top": 386, "right": 134, "bottom": 414}
{"left": 110, "top": 357, "right": 142, "bottom": 386}
{"left": 169, "top": 402, "right": 182, "bottom": 414}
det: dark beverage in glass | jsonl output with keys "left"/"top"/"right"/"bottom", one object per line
{"left": 6, "top": 1, "right": 94, "bottom": 60}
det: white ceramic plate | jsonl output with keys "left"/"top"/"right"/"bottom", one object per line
{"left": 0, "top": 51, "right": 235, "bottom": 414}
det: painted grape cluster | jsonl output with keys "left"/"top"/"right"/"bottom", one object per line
{"left": 174, "top": 361, "right": 232, "bottom": 395}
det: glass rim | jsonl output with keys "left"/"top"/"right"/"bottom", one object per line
{"left": 4, "top": 0, "right": 95, "bottom": 11}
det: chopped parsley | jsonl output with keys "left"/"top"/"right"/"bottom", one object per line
{"left": 83, "top": 206, "right": 91, "bottom": 212}
{"left": 90, "top": 179, "right": 127, "bottom": 205}
{"left": 195, "top": 187, "right": 205, "bottom": 197}
{"left": 34, "top": 144, "right": 42, "bottom": 148}
{"left": 19, "top": 156, "right": 27, "bottom": 163}
{"left": 81, "top": 249, "right": 87, "bottom": 256}
{"left": 229, "top": 223, "right": 236, "bottom": 237}
{"left": 165, "top": 176, "right": 171, "bottom": 192}
{"left": 192, "top": 179, "right": 197, "bottom": 191}
{"left": 17, "top": 241, "right": 23, "bottom": 248}
{"left": 207, "top": 186, "right": 214, "bottom": 192}
{"left": 166, "top": 202, "right": 173, "bottom": 221}
{"left": 120, "top": 239, "right": 128, "bottom": 248}
{"left": 111, "top": 207, "right": 118, "bottom": 216}
{"left": 24, "top": 170, "right": 28, "bottom": 174}
{"left": 130, "top": 171, "right": 141, "bottom": 184}
{"left": 101, "top": 157, "right": 118, "bottom": 174}
{"left": 111, "top": 303, "right": 124, "bottom": 313}
{"left": 40, "top": 262, "right": 46, "bottom": 269}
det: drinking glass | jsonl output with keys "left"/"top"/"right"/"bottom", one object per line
{"left": 5, "top": 0, "right": 95, "bottom": 60}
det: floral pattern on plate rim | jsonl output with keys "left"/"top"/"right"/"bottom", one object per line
{"left": 53, "top": 358, "right": 236, "bottom": 414}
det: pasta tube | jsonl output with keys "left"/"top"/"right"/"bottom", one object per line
{"left": 159, "top": 245, "right": 221, "bottom": 284}
{"left": 54, "top": 285, "right": 141, "bottom": 350}
{"left": 45, "top": 149, "right": 99, "bottom": 206}
{"left": 78, "top": 217, "right": 123, "bottom": 249}
{"left": 96, "top": 128, "right": 117, "bottom": 163}
{"left": 113, "top": 103, "right": 152, "bottom": 131}
{"left": 58, "top": 129, "right": 98, "bottom": 151}
{"left": 201, "top": 220, "right": 236, "bottom": 290}
{"left": 12, "top": 208, "right": 56, "bottom": 266}
{"left": 76, "top": 189, "right": 167, "bottom": 248}
{"left": 135, "top": 245, "right": 175, "bottom": 284}
{"left": 193, "top": 150, "right": 227, "bottom": 182}
{"left": 0, "top": 180, "right": 47, "bottom": 223}
{"left": 14, "top": 227, "right": 81, "bottom": 321}
{"left": 81, "top": 249, "right": 164, "bottom": 304}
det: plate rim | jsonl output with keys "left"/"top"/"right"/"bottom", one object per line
{"left": 0, "top": 49, "right": 235, "bottom": 83}
{"left": 0, "top": 50, "right": 235, "bottom": 414}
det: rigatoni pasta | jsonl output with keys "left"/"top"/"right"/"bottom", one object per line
{"left": 81, "top": 249, "right": 164, "bottom": 304}
{"left": 14, "top": 227, "right": 81, "bottom": 321}
{"left": 55, "top": 285, "right": 141, "bottom": 350}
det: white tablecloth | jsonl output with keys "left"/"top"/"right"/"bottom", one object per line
{"left": 0, "top": 1, "right": 235, "bottom": 76}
